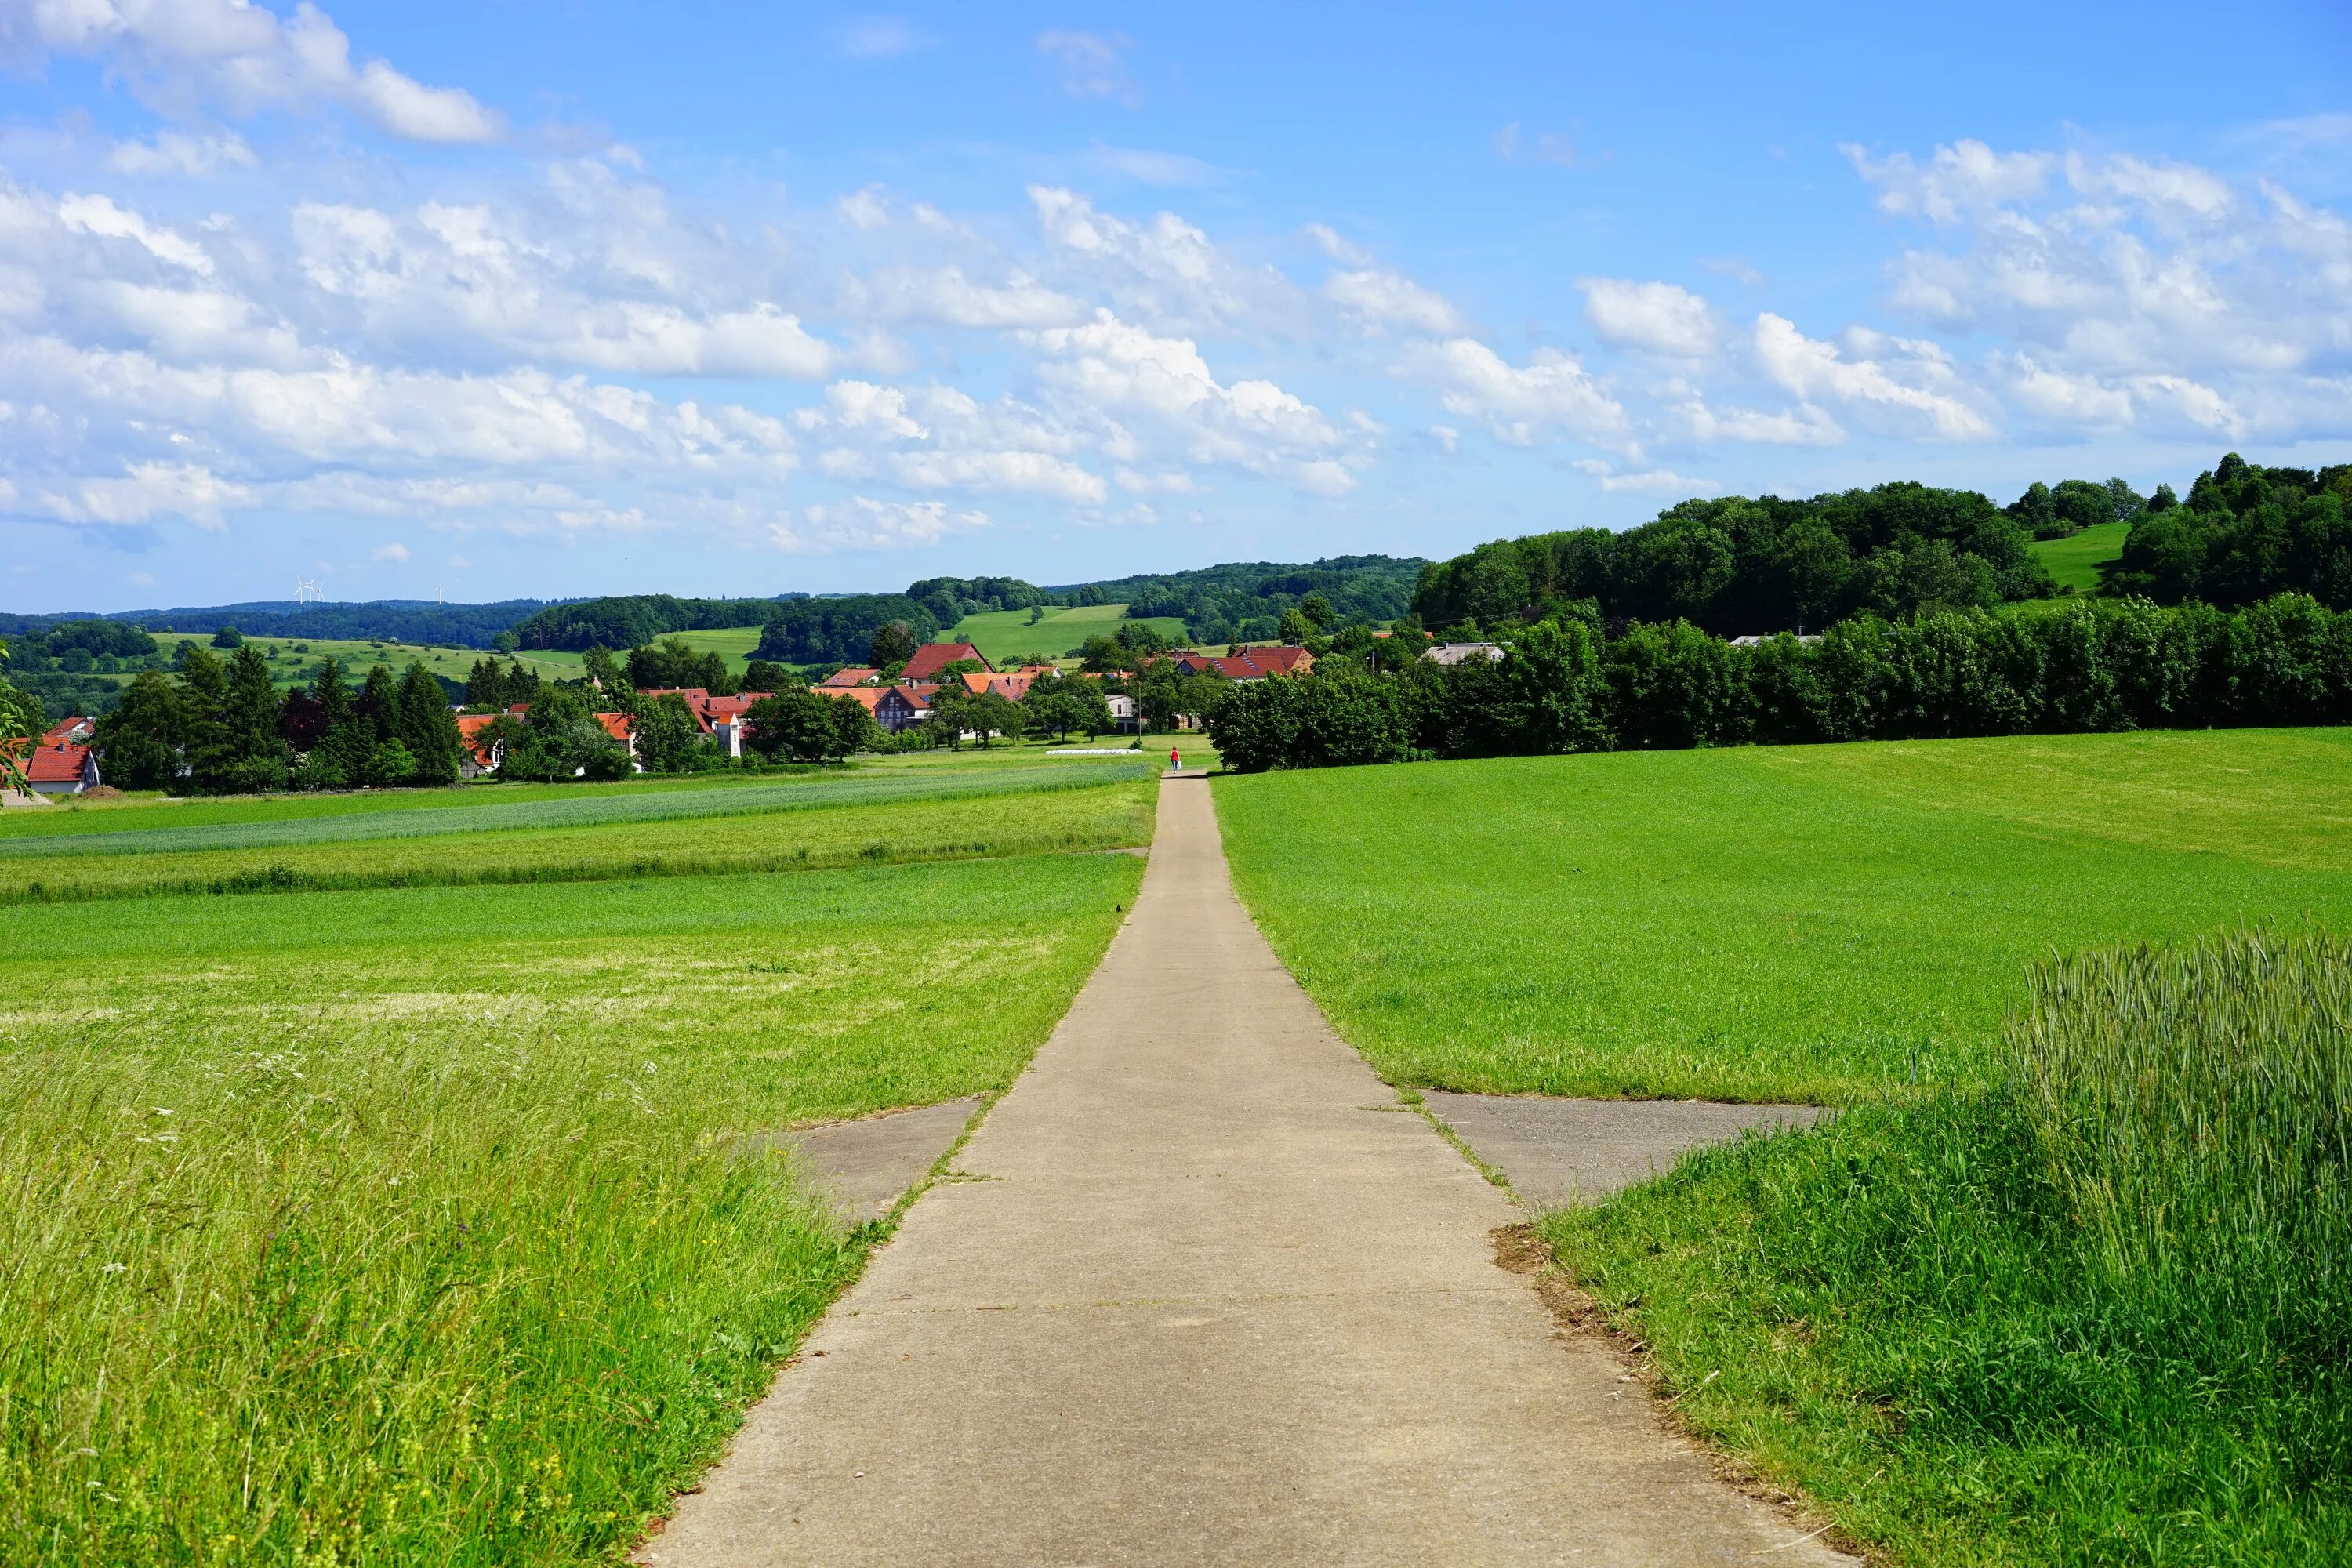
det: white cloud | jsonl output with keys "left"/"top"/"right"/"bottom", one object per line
{"left": 2005, "top": 354, "right": 2134, "bottom": 428}
{"left": 1036, "top": 29, "right": 1138, "bottom": 106}
{"left": 107, "top": 130, "right": 255, "bottom": 176}
{"left": 33, "top": 460, "right": 247, "bottom": 528}
{"left": 1580, "top": 278, "right": 1718, "bottom": 357}
{"left": 372, "top": 541, "right": 410, "bottom": 562}
{"left": 12, "top": 0, "right": 503, "bottom": 143}
{"left": 1028, "top": 185, "right": 1287, "bottom": 332}
{"left": 837, "top": 185, "right": 890, "bottom": 230}
{"left": 777, "top": 496, "right": 992, "bottom": 553}
{"left": 1087, "top": 146, "right": 1221, "bottom": 187}
{"left": 843, "top": 265, "right": 1087, "bottom": 329}
{"left": 1327, "top": 267, "right": 1465, "bottom": 336}
{"left": 1025, "top": 310, "right": 1363, "bottom": 493}
{"left": 835, "top": 16, "right": 934, "bottom": 60}
{"left": 1843, "top": 139, "right": 2053, "bottom": 223}
{"left": 290, "top": 198, "right": 838, "bottom": 377}
{"left": 2067, "top": 152, "right": 2235, "bottom": 223}
{"left": 1571, "top": 459, "right": 1717, "bottom": 495}
{"left": 1752, "top": 313, "right": 1994, "bottom": 439}
{"left": 1302, "top": 223, "right": 1371, "bottom": 267}
{"left": 1399, "top": 337, "right": 1632, "bottom": 451}
{"left": 56, "top": 193, "right": 212, "bottom": 274}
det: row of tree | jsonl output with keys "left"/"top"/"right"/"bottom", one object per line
{"left": 1207, "top": 593, "right": 2352, "bottom": 771}
{"left": 96, "top": 646, "right": 469, "bottom": 794}
{"left": 2109, "top": 453, "right": 2352, "bottom": 610}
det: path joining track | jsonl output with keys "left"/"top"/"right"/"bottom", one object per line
{"left": 646, "top": 775, "right": 1850, "bottom": 1566}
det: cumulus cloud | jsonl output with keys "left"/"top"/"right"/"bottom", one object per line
{"left": 776, "top": 495, "right": 992, "bottom": 553}
{"left": 108, "top": 129, "right": 255, "bottom": 176}
{"left": 843, "top": 265, "right": 1087, "bottom": 329}
{"left": 1580, "top": 278, "right": 1718, "bottom": 357}
{"left": 372, "top": 540, "right": 409, "bottom": 562}
{"left": 1399, "top": 337, "right": 1632, "bottom": 451}
{"left": 1327, "top": 267, "right": 1465, "bottom": 336}
{"left": 33, "top": 460, "right": 248, "bottom": 528}
{"left": 9, "top": 0, "right": 504, "bottom": 143}
{"left": 56, "top": 193, "right": 212, "bottom": 274}
{"left": 1570, "top": 459, "right": 1719, "bottom": 495}
{"left": 1024, "top": 310, "right": 1364, "bottom": 494}
{"left": 837, "top": 185, "right": 890, "bottom": 230}
{"left": 1853, "top": 140, "right": 2351, "bottom": 443}
{"left": 1028, "top": 185, "right": 1291, "bottom": 332}
{"left": 1844, "top": 140, "right": 2053, "bottom": 224}
{"left": 1752, "top": 313, "right": 1994, "bottom": 439}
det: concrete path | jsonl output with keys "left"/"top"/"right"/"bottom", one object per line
{"left": 645, "top": 775, "right": 1852, "bottom": 1567}
{"left": 1424, "top": 1092, "right": 1828, "bottom": 1210}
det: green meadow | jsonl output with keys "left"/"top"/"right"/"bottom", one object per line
{"left": 945, "top": 602, "right": 1189, "bottom": 664}
{"left": 1212, "top": 728, "right": 2352, "bottom": 1102}
{"left": 1218, "top": 729, "right": 2352, "bottom": 1563}
{"left": 2025, "top": 517, "right": 2130, "bottom": 593}
{"left": 0, "top": 766, "right": 1148, "bottom": 1565}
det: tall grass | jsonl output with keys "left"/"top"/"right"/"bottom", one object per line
{"left": 2016, "top": 928, "right": 2352, "bottom": 1381}
{"left": 0, "top": 1032, "right": 852, "bottom": 1565}
{"left": 1542, "top": 927, "right": 2352, "bottom": 1563}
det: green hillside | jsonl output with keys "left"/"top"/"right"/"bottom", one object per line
{"left": 2028, "top": 518, "right": 2130, "bottom": 593}
{"left": 946, "top": 604, "right": 1190, "bottom": 665}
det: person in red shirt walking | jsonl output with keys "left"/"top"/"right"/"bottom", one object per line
{"left": 1170, "top": 746, "right": 1181, "bottom": 771}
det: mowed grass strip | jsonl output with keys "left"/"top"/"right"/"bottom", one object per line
{"left": 1212, "top": 728, "right": 2352, "bottom": 1102}
{"left": 0, "top": 851, "right": 1146, "bottom": 1564}
{"left": 0, "top": 761, "right": 1154, "bottom": 858}
{"left": 0, "top": 775, "right": 1156, "bottom": 903}
{"left": 0, "top": 768, "right": 826, "bottom": 843}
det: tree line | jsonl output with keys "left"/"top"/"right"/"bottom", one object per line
{"left": 96, "top": 644, "right": 468, "bottom": 793}
{"left": 1207, "top": 593, "right": 2352, "bottom": 772}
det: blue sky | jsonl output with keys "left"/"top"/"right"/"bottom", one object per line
{"left": 1, "top": 1, "right": 2347, "bottom": 612}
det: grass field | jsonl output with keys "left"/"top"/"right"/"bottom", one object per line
{"left": 946, "top": 603, "right": 1189, "bottom": 665}
{"left": 0, "top": 764, "right": 1148, "bottom": 1563}
{"left": 1212, "top": 728, "right": 2352, "bottom": 1102}
{"left": 2027, "top": 518, "right": 2130, "bottom": 594}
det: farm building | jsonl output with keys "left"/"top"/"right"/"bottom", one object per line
{"left": 819, "top": 666, "right": 879, "bottom": 688}
{"left": 1165, "top": 647, "right": 1316, "bottom": 681}
{"left": 1421, "top": 641, "right": 1504, "bottom": 666}
{"left": 24, "top": 719, "right": 100, "bottom": 796}
{"left": 899, "top": 643, "right": 993, "bottom": 681}
{"left": 832, "top": 684, "right": 932, "bottom": 734}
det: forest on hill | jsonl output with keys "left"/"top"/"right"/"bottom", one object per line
{"left": 1410, "top": 453, "right": 2352, "bottom": 637}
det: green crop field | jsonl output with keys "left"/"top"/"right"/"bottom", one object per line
{"left": 1213, "top": 728, "right": 2352, "bottom": 1103}
{"left": 0, "top": 761, "right": 1147, "bottom": 1563}
{"left": 946, "top": 603, "right": 1189, "bottom": 664}
{"left": 0, "top": 764, "right": 1155, "bottom": 902}
{"left": 2026, "top": 517, "right": 2130, "bottom": 593}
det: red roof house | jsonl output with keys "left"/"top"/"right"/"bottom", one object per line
{"left": 26, "top": 724, "right": 100, "bottom": 795}
{"left": 819, "top": 666, "right": 878, "bottom": 688}
{"left": 900, "top": 643, "right": 993, "bottom": 681}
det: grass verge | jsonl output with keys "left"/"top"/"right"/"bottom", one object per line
{"left": 1540, "top": 927, "right": 2351, "bottom": 1565}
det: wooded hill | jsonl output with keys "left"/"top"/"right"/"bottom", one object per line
{"left": 1410, "top": 453, "right": 2352, "bottom": 637}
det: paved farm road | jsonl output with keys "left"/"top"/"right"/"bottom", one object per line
{"left": 644, "top": 774, "right": 1852, "bottom": 1567}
